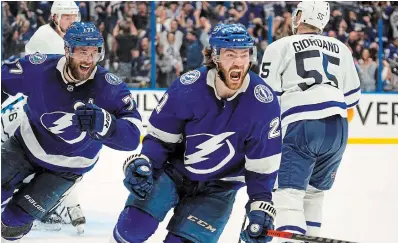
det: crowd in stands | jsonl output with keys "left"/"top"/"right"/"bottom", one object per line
{"left": 2, "top": 1, "right": 398, "bottom": 91}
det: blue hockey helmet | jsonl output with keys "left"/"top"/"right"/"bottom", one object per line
{"left": 209, "top": 23, "right": 254, "bottom": 53}
{"left": 64, "top": 22, "right": 105, "bottom": 62}
{"left": 209, "top": 23, "right": 257, "bottom": 66}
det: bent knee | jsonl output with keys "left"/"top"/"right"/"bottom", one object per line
{"left": 113, "top": 206, "right": 159, "bottom": 243}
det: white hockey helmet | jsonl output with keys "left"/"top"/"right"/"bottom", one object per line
{"left": 51, "top": 1, "right": 81, "bottom": 23}
{"left": 292, "top": 1, "right": 330, "bottom": 34}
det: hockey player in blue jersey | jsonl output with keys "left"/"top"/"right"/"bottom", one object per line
{"left": 110, "top": 24, "right": 282, "bottom": 243}
{"left": 1, "top": 22, "right": 142, "bottom": 242}
{"left": 260, "top": 1, "right": 361, "bottom": 242}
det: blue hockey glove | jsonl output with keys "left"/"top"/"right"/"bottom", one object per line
{"left": 240, "top": 201, "right": 276, "bottom": 243}
{"left": 123, "top": 154, "right": 153, "bottom": 200}
{"left": 72, "top": 102, "right": 116, "bottom": 140}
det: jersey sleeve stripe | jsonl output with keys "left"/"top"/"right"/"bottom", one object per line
{"left": 245, "top": 153, "right": 281, "bottom": 174}
{"left": 281, "top": 101, "right": 347, "bottom": 120}
{"left": 147, "top": 122, "right": 182, "bottom": 143}
{"left": 220, "top": 175, "right": 245, "bottom": 183}
{"left": 346, "top": 100, "right": 359, "bottom": 108}
{"left": 20, "top": 116, "right": 99, "bottom": 168}
{"left": 121, "top": 117, "right": 143, "bottom": 136}
{"left": 344, "top": 87, "right": 360, "bottom": 97}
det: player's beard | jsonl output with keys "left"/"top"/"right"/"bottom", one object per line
{"left": 218, "top": 64, "right": 250, "bottom": 90}
{"left": 67, "top": 58, "right": 96, "bottom": 82}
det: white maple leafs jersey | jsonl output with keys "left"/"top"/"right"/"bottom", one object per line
{"left": 2, "top": 25, "right": 65, "bottom": 143}
{"left": 1, "top": 94, "right": 25, "bottom": 143}
{"left": 25, "top": 24, "right": 65, "bottom": 55}
{"left": 260, "top": 34, "right": 361, "bottom": 128}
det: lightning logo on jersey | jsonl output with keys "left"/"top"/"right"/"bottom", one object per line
{"left": 184, "top": 132, "right": 236, "bottom": 174}
{"left": 40, "top": 112, "right": 86, "bottom": 144}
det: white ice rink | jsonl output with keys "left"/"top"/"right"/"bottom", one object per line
{"left": 22, "top": 144, "right": 398, "bottom": 243}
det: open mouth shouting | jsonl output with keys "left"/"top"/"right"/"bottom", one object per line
{"left": 229, "top": 69, "right": 243, "bottom": 83}
{"left": 79, "top": 64, "right": 91, "bottom": 73}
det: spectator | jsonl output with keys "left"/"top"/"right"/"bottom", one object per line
{"left": 357, "top": 48, "right": 377, "bottom": 91}
{"left": 182, "top": 30, "right": 204, "bottom": 72}
{"left": 133, "top": 2, "right": 148, "bottom": 31}
{"left": 34, "top": 1, "right": 51, "bottom": 27}
{"left": 112, "top": 19, "right": 138, "bottom": 83}
{"left": 156, "top": 44, "right": 178, "bottom": 88}
{"left": 391, "top": 7, "right": 398, "bottom": 39}
{"left": 1, "top": 1, "right": 398, "bottom": 91}
{"left": 162, "top": 32, "right": 183, "bottom": 75}
{"left": 131, "top": 37, "right": 151, "bottom": 87}
{"left": 159, "top": 19, "right": 183, "bottom": 53}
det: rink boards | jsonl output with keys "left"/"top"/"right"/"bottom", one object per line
{"left": 130, "top": 90, "right": 398, "bottom": 144}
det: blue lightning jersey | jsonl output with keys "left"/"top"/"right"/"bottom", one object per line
{"left": 1, "top": 53, "right": 142, "bottom": 174}
{"left": 142, "top": 67, "right": 282, "bottom": 201}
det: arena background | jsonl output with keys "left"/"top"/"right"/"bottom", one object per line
{"left": 2, "top": 1, "right": 398, "bottom": 143}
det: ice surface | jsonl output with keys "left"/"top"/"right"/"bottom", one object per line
{"left": 21, "top": 145, "right": 398, "bottom": 243}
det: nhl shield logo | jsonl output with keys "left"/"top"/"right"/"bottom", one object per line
{"left": 254, "top": 84, "right": 274, "bottom": 103}
{"left": 29, "top": 53, "right": 47, "bottom": 65}
{"left": 180, "top": 70, "right": 200, "bottom": 85}
{"left": 105, "top": 73, "right": 123, "bottom": 85}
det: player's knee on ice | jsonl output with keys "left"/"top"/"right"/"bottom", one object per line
{"left": 2, "top": 203, "right": 34, "bottom": 240}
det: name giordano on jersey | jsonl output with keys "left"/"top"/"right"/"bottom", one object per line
{"left": 292, "top": 38, "right": 339, "bottom": 54}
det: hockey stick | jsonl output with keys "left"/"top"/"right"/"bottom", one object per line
{"left": 266, "top": 230, "right": 358, "bottom": 243}
{"left": 238, "top": 215, "right": 358, "bottom": 243}
{"left": 237, "top": 214, "right": 247, "bottom": 243}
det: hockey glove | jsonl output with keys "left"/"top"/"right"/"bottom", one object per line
{"left": 72, "top": 102, "right": 116, "bottom": 140}
{"left": 123, "top": 154, "right": 153, "bottom": 200}
{"left": 240, "top": 201, "right": 276, "bottom": 243}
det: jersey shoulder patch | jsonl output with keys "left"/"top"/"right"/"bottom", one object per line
{"left": 254, "top": 84, "right": 274, "bottom": 103}
{"left": 28, "top": 52, "right": 47, "bottom": 65}
{"left": 180, "top": 70, "right": 201, "bottom": 85}
{"left": 105, "top": 73, "right": 123, "bottom": 85}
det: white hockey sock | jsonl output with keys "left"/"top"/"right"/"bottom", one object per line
{"left": 303, "top": 185, "right": 324, "bottom": 237}
{"left": 273, "top": 188, "right": 306, "bottom": 243}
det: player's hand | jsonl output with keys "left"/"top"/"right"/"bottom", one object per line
{"left": 123, "top": 154, "right": 153, "bottom": 200}
{"left": 240, "top": 201, "right": 276, "bottom": 243}
{"left": 72, "top": 101, "right": 116, "bottom": 140}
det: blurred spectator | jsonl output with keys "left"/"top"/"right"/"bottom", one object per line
{"left": 156, "top": 44, "right": 179, "bottom": 88}
{"left": 131, "top": 37, "right": 151, "bottom": 87}
{"left": 357, "top": 48, "right": 377, "bottom": 91}
{"left": 34, "top": 1, "right": 51, "bottom": 27}
{"left": 112, "top": 19, "right": 138, "bottom": 83}
{"left": 182, "top": 29, "right": 204, "bottom": 73}
{"left": 391, "top": 7, "right": 398, "bottom": 38}
{"left": 159, "top": 19, "right": 183, "bottom": 53}
{"left": 1, "top": 1, "right": 398, "bottom": 92}
{"left": 133, "top": 2, "right": 149, "bottom": 31}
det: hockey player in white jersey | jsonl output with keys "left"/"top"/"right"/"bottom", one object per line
{"left": 259, "top": 1, "right": 360, "bottom": 242}
{"left": 1, "top": 1, "right": 86, "bottom": 234}
{"left": 25, "top": 1, "right": 80, "bottom": 55}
